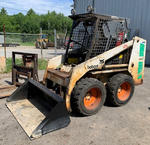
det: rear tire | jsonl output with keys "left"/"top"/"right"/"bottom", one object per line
{"left": 42, "top": 42, "right": 47, "bottom": 49}
{"left": 71, "top": 78, "right": 106, "bottom": 116}
{"left": 106, "top": 73, "right": 134, "bottom": 106}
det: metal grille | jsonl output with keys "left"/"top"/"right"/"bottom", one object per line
{"left": 90, "top": 18, "right": 126, "bottom": 60}
{"left": 90, "top": 19, "right": 117, "bottom": 58}
{"left": 68, "top": 13, "right": 129, "bottom": 64}
{"left": 71, "top": 19, "right": 96, "bottom": 52}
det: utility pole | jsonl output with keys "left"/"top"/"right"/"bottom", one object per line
{"left": 3, "top": 24, "right": 6, "bottom": 58}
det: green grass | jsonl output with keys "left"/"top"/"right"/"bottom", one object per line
{"left": 5, "top": 58, "right": 23, "bottom": 73}
{"left": 4, "top": 58, "right": 47, "bottom": 73}
{"left": 20, "top": 42, "right": 35, "bottom": 46}
{"left": 38, "top": 59, "right": 48, "bottom": 70}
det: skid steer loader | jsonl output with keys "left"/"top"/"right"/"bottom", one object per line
{"left": 6, "top": 13, "right": 146, "bottom": 139}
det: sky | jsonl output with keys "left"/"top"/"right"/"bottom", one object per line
{"left": 0, "top": 0, "right": 73, "bottom": 16}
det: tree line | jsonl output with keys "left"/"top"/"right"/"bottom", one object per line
{"left": 0, "top": 8, "right": 72, "bottom": 34}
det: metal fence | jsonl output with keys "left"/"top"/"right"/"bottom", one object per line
{"left": 0, "top": 30, "right": 67, "bottom": 48}
{"left": 0, "top": 32, "right": 43, "bottom": 47}
{"left": 0, "top": 31, "right": 67, "bottom": 60}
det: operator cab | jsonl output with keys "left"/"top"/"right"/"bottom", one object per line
{"left": 64, "top": 13, "right": 129, "bottom": 65}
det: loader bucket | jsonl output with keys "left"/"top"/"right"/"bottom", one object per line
{"left": 6, "top": 79, "right": 70, "bottom": 139}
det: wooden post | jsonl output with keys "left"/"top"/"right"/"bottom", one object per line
{"left": 3, "top": 24, "right": 6, "bottom": 58}
{"left": 40, "top": 28, "right": 43, "bottom": 58}
{"left": 54, "top": 29, "right": 57, "bottom": 56}
{"left": 0, "top": 56, "right": 6, "bottom": 73}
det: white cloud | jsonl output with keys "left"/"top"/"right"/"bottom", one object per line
{"left": 0, "top": 0, "right": 73, "bottom": 16}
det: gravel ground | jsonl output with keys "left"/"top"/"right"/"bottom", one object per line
{"left": 0, "top": 68, "right": 150, "bottom": 145}
{"left": 0, "top": 46, "right": 65, "bottom": 59}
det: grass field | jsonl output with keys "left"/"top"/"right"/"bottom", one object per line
{"left": 6, "top": 35, "right": 36, "bottom": 47}
{"left": 20, "top": 42, "right": 35, "bottom": 46}
{"left": 4, "top": 58, "right": 47, "bottom": 73}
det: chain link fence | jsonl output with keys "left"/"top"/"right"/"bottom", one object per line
{"left": 0, "top": 32, "right": 41, "bottom": 47}
{"left": 0, "top": 31, "right": 67, "bottom": 48}
{"left": 0, "top": 31, "right": 67, "bottom": 61}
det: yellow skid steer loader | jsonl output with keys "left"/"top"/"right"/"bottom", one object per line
{"left": 6, "top": 13, "right": 147, "bottom": 139}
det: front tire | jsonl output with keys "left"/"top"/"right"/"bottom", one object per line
{"left": 106, "top": 73, "right": 134, "bottom": 106}
{"left": 71, "top": 78, "right": 106, "bottom": 116}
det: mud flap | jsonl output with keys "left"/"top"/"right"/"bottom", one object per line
{"left": 6, "top": 79, "right": 70, "bottom": 139}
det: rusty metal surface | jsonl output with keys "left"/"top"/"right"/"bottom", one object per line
{"left": 12, "top": 52, "right": 38, "bottom": 86}
{"left": 43, "top": 55, "right": 65, "bottom": 84}
{"left": 0, "top": 85, "right": 16, "bottom": 99}
{"left": 91, "top": 68, "right": 128, "bottom": 75}
{"left": 46, "top": 69, "right": 70, "bottom": 87}
{"left": 47, "top": 69, "right": 70, "bottom": 78}
{"left": 104, "top": 64, "right": 128, "bottom": 69}
{"left": 60, "top": 65, "right": 72, "bottom": 73}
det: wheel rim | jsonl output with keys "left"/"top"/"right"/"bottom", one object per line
{"left": 84, "top": 88, "right": 101, "bottom": 110}
{"left": 117, "top": 82, "right": 131, "bottom": 101}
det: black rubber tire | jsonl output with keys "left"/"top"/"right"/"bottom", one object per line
{"left": 35, "top": 41, "right": 40, "bottom": 48}
{"left": 71, "top": 78, "right": 106, "bottom": 116}
{"left": 106, "top": 73, "right": 134, "bottom": 106}
{"left": 42, "top": 42, "right": 48, "bottom": 49}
